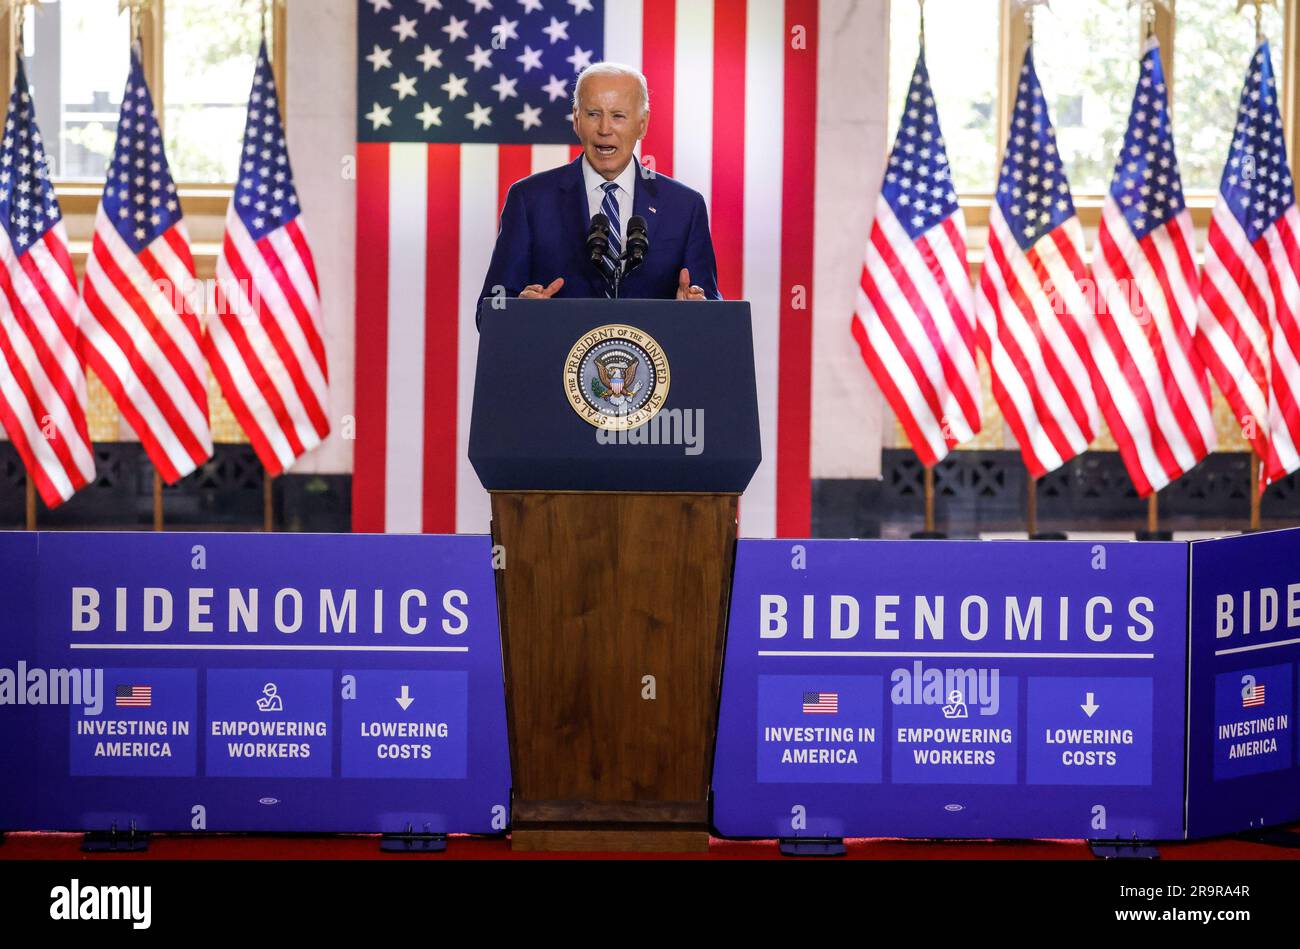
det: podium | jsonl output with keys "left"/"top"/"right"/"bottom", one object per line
{"left": 469, "top": 299, "right": 761, "bottom": 851}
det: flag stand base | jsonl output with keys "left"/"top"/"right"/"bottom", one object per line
{"left": 1088, "top": 838, "right": 1159, "bottom": 860}
{"left": 909, "top": 530, "right": 947, "bottom": 539}
{"left": 379, "top": 824, "right": 447, "bottom": 853}
{"left": 778, "top": 837, "right": 846, "bottom": 857}
{"left": 1030, "top": 531, "right": 1069, "bottom": 541}
{"left": 1240, "top": 828, "right": 1300, "bottom": 849}
{"left": 82, "top": 821, "right": 150, "bottom": 853}
{"left": 1136, "top": 530, "right": 1174, "bottom": 541}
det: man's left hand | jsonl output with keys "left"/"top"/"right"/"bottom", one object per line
{"left": 676, "top": 268, "right": 707, "bottom": 301}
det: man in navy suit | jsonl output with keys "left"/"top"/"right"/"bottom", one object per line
{"left": 478, "top": 62, "right": 720, "bottom": 322}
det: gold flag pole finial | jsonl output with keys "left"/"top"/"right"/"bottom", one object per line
{"left": 7, "top": 0, "right": 47, "bottom": 52}
{"left": 242, "top": 0, "right": 285, "bottom": 40}
{"left": 117, "top": 0, "right": 152, "bottom": 41}
{"left": 1127, "top": 0, "right": 1172, "bottom": 41}
{"left": 1018, "top": 0, "right": 1051, "bottom": 45}
{"left": 1237, "top": 0, "right": 1278, "bottom": 44}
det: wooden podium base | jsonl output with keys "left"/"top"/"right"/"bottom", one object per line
{"left": 510, "top": 824, "right": 711, "bottom": 853}
{"left": 491, "top": 491, "right": 737, "bottom": 853}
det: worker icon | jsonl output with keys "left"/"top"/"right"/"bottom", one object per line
{"left": 256, "top": 682, "right": 283, "bottom": 713}
{"left": 941, "top": 689, "right": 968, "bottom": 719}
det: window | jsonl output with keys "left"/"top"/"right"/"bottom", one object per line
{"left": 1174, "top": 0, "right": 1286, "bottom": 192}
{"left": 0, "top": 0, "right": 286, "bottom": 448}
{"left": 887, "top": 0, "right": 1297, "bottom": 201}
{"left": 883, "top": 0, "right": 1299, "bottom": 457}
{"left": 888, "top": 0, "right": 1000, "bottom": 194}
{"left": 24, "top": 0, "right": 131, "bottom": 180}
{"left": 6, "top": 0, "right": 279, "bottom": 188}
{"left": 163, "top": 0, "right": 267, "bottom": 183}
{"left": 1030, "top": 0, "right": 1136, "bottom": 194}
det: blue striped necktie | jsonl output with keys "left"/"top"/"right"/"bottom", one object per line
{"left": 600, "top": 181, "right": 622, "bottom": 297}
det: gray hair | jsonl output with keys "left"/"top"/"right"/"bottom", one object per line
{"left": 572, "top": 62, "right": 650, "bottom": 114}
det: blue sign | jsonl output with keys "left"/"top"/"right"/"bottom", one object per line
{"left": 1187, "top": 529, "right": 1300, "bottom": 838}
{"left": 0, "top": 532, "right": 510, "bottom": 835}
{"left": 204, "top": 669, "right": 333, "bottom": 779}
{"left": 71, "top": 668, "right": 200, "bottom": 778}
{"left": 1025, "top": 676, "right": 1153, "bottom": 786}
{"left": 340, "top": 669, "right": 469, "bottom": 779}
{"left": 0, "top": 532, "right": 39, "bottom": 830}
{"left": 756, "top": 674, "right": 884, "bottom": 784}
{"left": 712, "top": 539, "right": 1189, "bottom": 840}
{"left": 10, "top": 525, "right": 1299, "bottom": 842}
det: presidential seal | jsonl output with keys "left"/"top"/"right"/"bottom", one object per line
{"left": 563, "top": 324, "right": 671, "bottom": 431}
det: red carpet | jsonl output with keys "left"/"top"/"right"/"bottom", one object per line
{"left": 3, "top": 829, "right": 1299, "bottom": 860}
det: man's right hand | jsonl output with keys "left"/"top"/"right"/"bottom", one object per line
{"left": 520, "top": 277, "right": 564, "bottom": 299}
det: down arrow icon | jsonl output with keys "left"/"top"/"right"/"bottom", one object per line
{"left": 396, "top": 685, "right": 414, "bottom": 711}
{"left": 1081, "top": 692, "right": 1100, "bottom": 717}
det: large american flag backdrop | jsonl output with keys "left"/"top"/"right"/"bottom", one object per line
{"left": 353, "top": 0, "right": 817, "bottom": 537}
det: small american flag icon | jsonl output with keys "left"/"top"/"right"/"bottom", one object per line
{"left": 116, "top": 685, "right": 152, "bottom": 709}
{"left": 1243, "top": 684, "right": 1266, "bottom": 709}
{"left": 802, "top": 692, "right": 838, "bottom": 714}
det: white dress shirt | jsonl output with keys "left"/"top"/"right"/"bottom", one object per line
{"left": 581, "top": 155, "right": 636, "bottom": 249}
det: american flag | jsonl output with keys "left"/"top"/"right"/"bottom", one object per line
{"left": 1242, "top": 682, "right": 1266, "bottom": 708}
{"left": 0, "top": 60, "right": 96, "bottom": 506}
{"left": 802, "top": 691, "right": 837, "bottom": 714}
{"left": 354, "top": 0, "right": 817, "bottom": 538}
{"left": 851, "top": 49, "right": 980, "bottom": 467}
{"left": 115, "top": 684, "right": 152, "bottom": 709}
{"left": 206, "top": 40, "right": 330, "bottom": 477}
{"left": 975, "top": 48, "right": 1099, "bottom": 478}
{"left": 359, "top": 0, "right": 605, "bottom": 144}
{"left": 1196, "top": 42, "right": 1300, "bottom": 487}
{"left": 77, "top": 48, "right": 213, "bottom": 485}
{"left": 1088, "top": 42, "right": 1216, "bottom": 498}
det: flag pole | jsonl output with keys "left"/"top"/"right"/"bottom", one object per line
{"left": 1138, "top": 489, "right": 1171, "bottom": 541}
{"left": 1250, "top": 451, "right": 1262, "bottom": 530}
{"left": 916, "top": 0, "right": 932, "bottom": 539}
{"left": 13, "top": 1, "right": 37, "bottom": 530}
{"left": 152, "top": 470, "right": 163, "bottom": 531}
{"left": 264, "top": 473, "right": 274, "bottom": 532}
{"left": 260, "top": 0, "right": 279, "bottom": 535}
{"left": 126, "top": 0, "right": 156, "bottom": 533}
{"left": 1021, "top": 0, "right": 1046, "bottom": 44}
{"left": 17, "top": 1, "right": 30, "bottom": 533}
{"left": 1019, "top": 0, "right": 1046, "bottom": 540}
{"left": 923, "top": 465, "right": 935, "bottom": 534}
{"left": 1026, "top": 473, "right": 1038, "bottom": 537}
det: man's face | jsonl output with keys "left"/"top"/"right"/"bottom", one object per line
{"left": 572, "top": 73, "right": 648, "bottom": 180}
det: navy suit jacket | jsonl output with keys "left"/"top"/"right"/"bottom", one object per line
{"left": 477, "top": 156, "right": 721, "bottom": 325}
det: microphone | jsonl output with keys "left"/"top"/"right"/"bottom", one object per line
{"left": 624, "top": 215, "right": 649, "bottom": 275}
{"left": 587, "top": 213, "right": 611, "bottom": 268}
